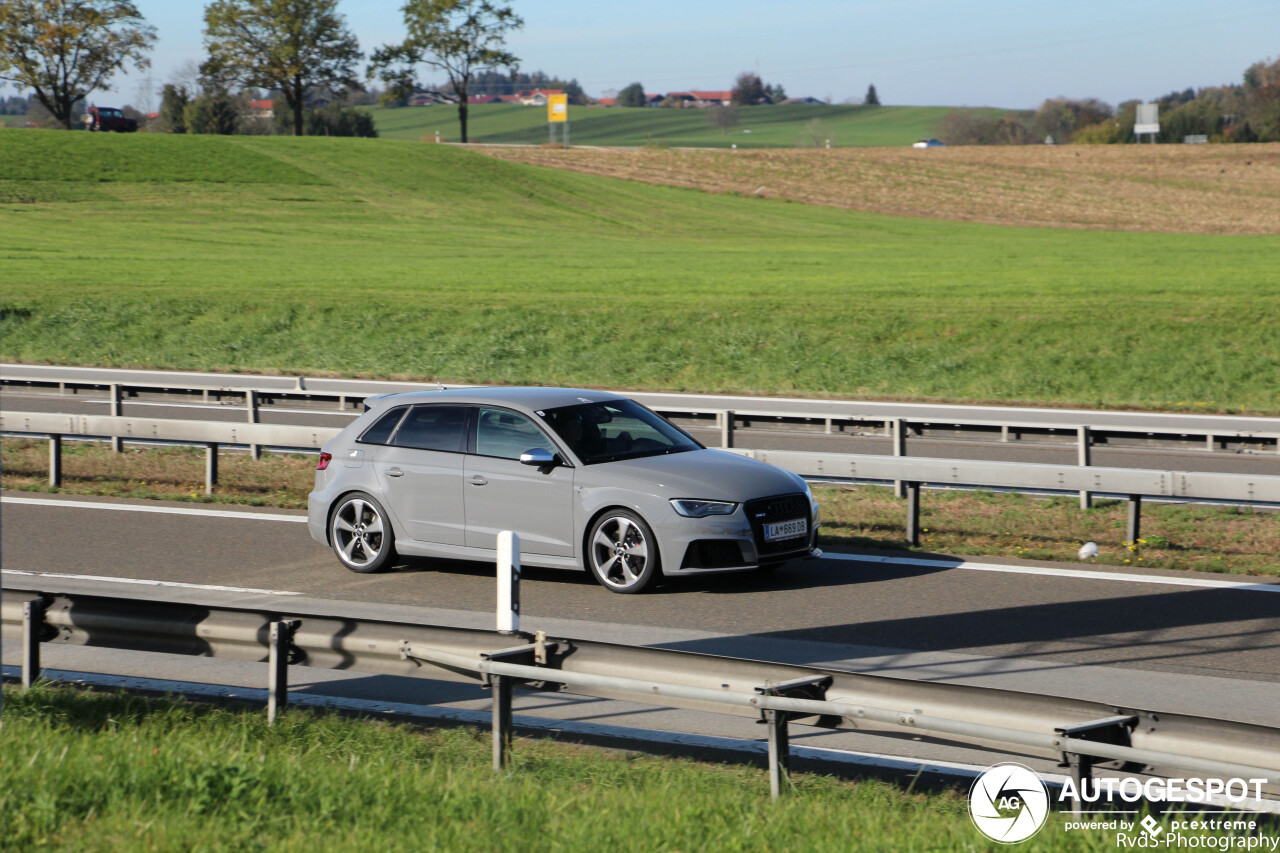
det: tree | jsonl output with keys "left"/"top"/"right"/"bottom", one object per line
{"left": 617, "top": 81, "right": 646, "bottom": 108}
{"left": 731, "top": 71, "right": 766, "bottom": 106}
{"left": 864, "top": 84, "right": 879, "bottom": 106}
{"left": 201, "top": 0, "right": 362, "bottom": 137}
{"left": 765, "top": 82, "right": 785, "bottom": 104}
{"left": 157, "top": 83, "right": 190, "bottom": 132}
{"left": 184, "top": 88, "right": 242, "bottom": 134}
{"left": 369, "top": 0, "right": 522, "bottom": 144}
{"left": 706, "top": 104, "right": 738, "bottom": 135}
{"left": 0, "top": 0, "right": 156, "bottom": 128}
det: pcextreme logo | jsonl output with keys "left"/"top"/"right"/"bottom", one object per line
{"left": 969, "top": 763, "right": 1051, "bottom": 844}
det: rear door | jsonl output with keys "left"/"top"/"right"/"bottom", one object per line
{"left": 373, "top": 404, "right": 470, "bottom": 546}
{"left": 463, "top": 407, "right": 575, "bottom": 557}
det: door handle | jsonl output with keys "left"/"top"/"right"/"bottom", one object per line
{"left": 387, "top": 467, "right": 404, "bottom": 477}
{"left": 469, "top": 475, "right": 488, "bottom": 486}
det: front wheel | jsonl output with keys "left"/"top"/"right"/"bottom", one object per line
{"left": 587, "top": 510, "right": 660, "bottom": 593}
{"left": 329, "top": 492, "right": 396, "bottom": 573}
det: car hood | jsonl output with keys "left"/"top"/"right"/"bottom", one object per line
{"left": 589, "top": 449, "right": 804, "bottom": 501}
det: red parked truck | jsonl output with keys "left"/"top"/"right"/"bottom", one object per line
{"left": 83, "top": 107, "right": 138, "bottom": 133}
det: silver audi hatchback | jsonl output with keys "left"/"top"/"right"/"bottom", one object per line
{"left": 307, "top": 387, "right": 820, "bottom": 593}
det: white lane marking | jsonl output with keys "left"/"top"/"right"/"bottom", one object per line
{"left": 1, "top": 496, "right": 307, "bottom": 523}
{"left": 1, "top": 570, "right": 302, "bottom": 596}
{"left": 824, "top": 552, "right": 1280, "bottom": 593}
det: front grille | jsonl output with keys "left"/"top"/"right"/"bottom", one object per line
{"left": 743, "top": 493, "right": 811, "bottom": 556}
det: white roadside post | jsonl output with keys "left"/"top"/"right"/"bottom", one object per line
{"left": 496, "top": 531, "right": 520, "bottom": 634}
{"left": 494, "top": 531, "right": 521, "bottom": 770}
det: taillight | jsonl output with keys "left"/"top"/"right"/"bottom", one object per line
{"left": 317, "top": 452, "right": 332, "bottom": 471}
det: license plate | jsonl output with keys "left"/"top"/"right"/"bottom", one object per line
{"left": 764, "top": 518, "right": 807, "bottom": 542}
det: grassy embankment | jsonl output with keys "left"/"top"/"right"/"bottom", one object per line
{"left": 3, "top": 439, "right": 1276, "bottom": 576}
{"left": 366, "top": 102, "right": 995, "bottom": 148}
{"left": 0, "top": 682, "right": 1151, "bottom": 852}
{"left": 2, "top": 131, "right": 1279, "bottom": 414}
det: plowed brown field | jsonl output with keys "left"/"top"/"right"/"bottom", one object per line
{"left": 481, "top": 143, "right": 1280, "bottom": 235}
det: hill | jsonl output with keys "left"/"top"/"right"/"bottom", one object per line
{"left": 367, "top": 103, "right": 1001, "bottom": 148}
{"left": 1, "top": 130, "right": 1277, "bottom": 413}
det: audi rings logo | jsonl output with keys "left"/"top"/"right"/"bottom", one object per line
{"left": 969, "top": 763, "right": 1050, "bottom": 844}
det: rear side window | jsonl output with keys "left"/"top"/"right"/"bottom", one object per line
{"left": 393, "top": 405, "right": 469, "bottom": 452}
{"left": 358, "top": 407, "right": 407, "bottom": 445}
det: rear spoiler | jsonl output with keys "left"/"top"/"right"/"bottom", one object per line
{"left": 362, "top": 386, "right": 449, "bottom": 412}
{"left": 362, "top": 394, "right": 392, "bottom": 412}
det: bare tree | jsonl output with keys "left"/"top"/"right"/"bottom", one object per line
{"left": 0, "top": 0, "right": 156, "bottom": 128}
{"left": 369, "top": 0, "right": 522, "bottom": 143}
{"left": 707, "top": 104, "right": 739, "bottom": 135}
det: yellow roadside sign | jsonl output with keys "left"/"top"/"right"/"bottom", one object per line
{"left": 548, "top": 94, "right": 568, "bottom": 123}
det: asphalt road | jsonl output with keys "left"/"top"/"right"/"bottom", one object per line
{"left": 4, "top": 493, "right": 1278, "bottom": 729}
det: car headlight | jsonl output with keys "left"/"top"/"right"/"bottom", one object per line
{"left": 670, "top": 499, "right": 738, "bottom": 518}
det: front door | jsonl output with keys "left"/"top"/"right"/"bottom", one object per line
{"left": 464, "top": 407, "right": 575, "bottom": 557}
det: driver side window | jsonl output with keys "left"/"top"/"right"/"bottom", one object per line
{"left": 475, "top": 408, "right": 558, "bottom": 460}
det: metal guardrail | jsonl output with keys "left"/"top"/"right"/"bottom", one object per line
{"left": 4, "top": 373, "right": 1279, "bottom": 458}
{"left": 3, "top": 583, "right": 1279, "bottom": 804}
{"left": 4, "top": 410, "right": 1279, "bottom": 542}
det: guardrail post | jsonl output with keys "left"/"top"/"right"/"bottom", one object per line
{"left": 267, "top": 619, "right": 301, "bottom": 724}
{"left": 493, "top": 675, "right": 513, "bottom": 770}
{"left": 764, "top": 709, "right": 790, "bottom": 800}
{"left": 1077, "top": 426, "right": 1092, "bottom": 509}
{"left": 22, "top": 599, "right": 47, "bottom": 690}
{"left": 1055, "top": 715, "right": 1137, "bottom": 817}
{"left": 205, "top": 443, "right": 218, "bottom": 495}
{"left": 110, "top": 383, "right": 123, "bottom": 452}
{"left": 1127, "top": 495, "right": 1142, "bottom": 544}
{"left": 48, "top": 434, "right": 62, "bottom": 487}
{"left": 246, "top": 390, "right": 261, "bottom": 460}
{"left": 754, "top": 676, "right": 829, "bottom": 800}
{"left": 497, "top": 532, "right": 520, "bottom": 634}
{"left": 893, "top": 418, "right": 907, "bottom": 498}
{"left": 721, "top": 410, "right": 735, "bottom": 449}
{"left": 905, "top": 482, "right": 921, "bottom": 546}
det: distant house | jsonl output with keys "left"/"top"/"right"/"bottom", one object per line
{"left": 513, "top": 88, "right": 564, "bottom": 106}
{"left": 781, "top": 96, "right": 825, "bottom": 105}
{"left": 246, "top": 99, "right": 274, "bottom": 118}
{"left": 689, "top": 90, "right": 733, "bottom": 107}
{"left": 466, "top": 94, "right": 507, "bottom": 104}
{"left": 595, "top": 97, "right": 616, "bottom": 107}
{"left": 408, "top": 91, "right": 450, "bottom": 106}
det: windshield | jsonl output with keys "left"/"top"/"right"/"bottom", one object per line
{"left": 98, "top": 109, "right": 122, "bottom": 117}
{"left": 539, "top": 399, "right": 701, "bottom": 465}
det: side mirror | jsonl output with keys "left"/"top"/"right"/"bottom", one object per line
{"left": 519, "top": 448, "right": 558, "bottom": 467}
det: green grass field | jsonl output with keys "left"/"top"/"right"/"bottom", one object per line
{"left": 368, "top": 102, "right": 999, "bottom": 148}
{"left": 2, "top": 130, "right": 1278, "bottom": 413}
{"left": 0, "top": 683, "right": 1141, "bottom": 852}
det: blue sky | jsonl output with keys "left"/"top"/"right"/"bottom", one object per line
{"left": 81, "top": 0, "right": 1280, "bottom": 110}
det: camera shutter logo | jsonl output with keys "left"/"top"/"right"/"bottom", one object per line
{"left": 969, "top": 763, "right": 1050, "bottom": 844}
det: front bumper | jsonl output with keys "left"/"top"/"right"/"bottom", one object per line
{"left": 660, "top": 497, "right": 821, "bottom": 575}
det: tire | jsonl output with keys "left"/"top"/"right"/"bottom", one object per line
{"left": 329, "top": 492, "right": 396, "bottom": 573}
{"left": 586, "top": 510, "right": 660, "bottom": 593}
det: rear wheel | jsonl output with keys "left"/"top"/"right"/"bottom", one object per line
{"left": 587, "top": 510, "right": 660, "bottom": 593}
{"left": 329, "top": 492, "right": 396, "bottom": 573}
